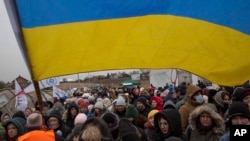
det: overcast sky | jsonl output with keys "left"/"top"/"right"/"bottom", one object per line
{"left": 0, "top": 1, "right": 31, "bottom": 82}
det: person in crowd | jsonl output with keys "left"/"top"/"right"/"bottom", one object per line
{"left": 47, "top": 101, "right": 64, "bottom": 117}
{"left": 66, "top": 125, "right": 81, "bottom": 141}
{"left": 101, "top": 112, "right": 120, "bottom": 139}
{"left": 35, "top": 101, "right": 50, "bottom": 120}
{"left": 24, "top": 108, "right": 33, "bottom": 119}
{"left": 163, "top": 100, "right": 177, "bottom": 110}
{"left": 164, "top": 91, "right": 179, "bottom": 104}
{"left": 0, "top": 124, "right": 5, "bottom": 141}
{"left": 150, "top": 96, "right": 163, "bottom": 111}
{"left": 233, "top": 88, "right": 250, "bottom": 108}
{"left": 77, "top": 98, "right": 92, "bottom": 117}
{"left": 117, "top": 118, "right": 148, "bottom": 141}
{"left": 93, "top": 100, "right": 106, "bottom": 117}
{"left": 113, "top": 96, "right": 127, "bottom": 118}
{"left": 175, "top": 94, "right": 188, "bottom": 110}
{"left": 1, "top": 113, "right": 11, "bottom": 125}
{"left": 3, "top": 117, "right": 26, "bottom": 141}
{"left": 188, "top": 105, "right": 225, "bottom": 141}
{"left": 102, "top": 97, "right": 112, "bottom": 110}
{"left": 213, "top": 91, "right": 230, "bottom": 118}
{"left": 63, "top": 101, "right": 79, "bottom": 130}
{"left": 124, "top": 104, "right": 140, "bottom": 126}
{"left": 78, "top": 117, "right": 114, "bottom": 141}
{"left": 207, "top": 89, "right": 218, "bottom": 103}
{"left": 154, "top": 109, "right": 188, "bottom": 141}
{"left": 144, "top": 110, "right": 159, "bottom": 141}
{"left": 134, "top": 96, "right": 153, "bottom": 129}
{"left": 12, "top": 111, "right": 26, "bottom": 120}
{"left": 74, "top": 113, "right": 87, "bottom": 126}
{"left": 220, "top": 101, "right": 250, "bottom": 141}
{"left": 46, "top": 109, "right": 71, "bottom": 138}
{"left": 178, "top": 84, "right": 204, "bottom": 132}
{"left": 18, "top": 113, "right": 65, "bottom": 141}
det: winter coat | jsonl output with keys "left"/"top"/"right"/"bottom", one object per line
{"left": 189, "top": 105, "right": 225, "bottom": 141}
{"left": 46, "top": 109, "right": 71, "bottom": 138}
{"left": 219, "top": 131, "right": 230, "bottom": 141}
{"left": 117, "top": 118, "right": 147, "bottom": 141}
{"left": 154, "top": 109, "right": 188, "bottom": 141}
{"left": 144, "top": 121, "right": 157, "bottom": 141}
{"left": 64, "top": 102, "right": 79, "bottom": 130}
{"left": 178, "top": 85, "right": 203, "bottom": 132}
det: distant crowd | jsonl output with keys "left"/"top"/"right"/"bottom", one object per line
{"left": 0, "top": 81, "right": 250, "bottom": 141}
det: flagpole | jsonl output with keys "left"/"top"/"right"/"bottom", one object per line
{"left": 33, "top": 80, "right": 43, "bottom": 113}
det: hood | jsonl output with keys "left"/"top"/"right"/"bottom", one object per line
{"left": 1, "top": 113, "right": 11, "bottom": 124}
{"left": 186, "top": 85, "right": 202, "bottom": 105}
{"left": 46, "top": 109, "right": 63, "bottom": 127}
{"left": 67, "top": 101, "right": 79, "bottom": 117}
{"left": 154, "top": 109, "right": 182, "bottom": 138}
{"left": 163, "top": 100, "right": 177, "bottom": 110}
{"left": 4, "top": 117, "right": 26, "bottom": 135}
{"left": 150, "top": 96, "right": 163, "bottom": 111}
{"left": 189, "top": 105, "right": 224, "bottom": 132}
{"left": 214, "top": 91, "right": 225, "bottom": 107}
{"left": 81, "top": 117, "right": 114, "bottom": 141}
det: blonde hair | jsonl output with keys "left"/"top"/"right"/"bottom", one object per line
{"left": 81, "top": 125, "right": 102, "bottom": 141}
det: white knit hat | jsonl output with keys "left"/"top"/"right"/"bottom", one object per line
{"left": 116, "top": 96, "right": 126, "bottom": 106}
{"left": 94, "top": 101, "right": 104, "bottom": 110}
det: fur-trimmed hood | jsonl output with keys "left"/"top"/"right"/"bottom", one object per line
{"left": 189, "top": 105, "right": 224, "bottom": 133}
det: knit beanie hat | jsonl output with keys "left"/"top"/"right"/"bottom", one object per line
{"left": 94, "top": 101, "right": 104, "bottom": 110}
{"left": 233, "top": 87, "right": 245, "bottom": 101}
{"left": 125, "top": 104, "right": 139, "bottom": 118}
{"left": 74, "top": 113, "right": 87, "bottom": 125}
{"left": 228, "top": 101, "right": 250, "bottom": 120}
{"left": 102, "top": 98, "right": 112, "bottom": 108}
{"left": 4, "top": 117, "right": 26, "bottom": 135}
{"left": 136, "top": 97, "right": 147, "bottom": 106}
{"left": 77, "top": 98, "right": 88, "bottom": 108}
{"left": 88, "top": 96, "right": 95, "bottom": 103}
{"left": 116, "top": 96, "right": 126, "bottom": 106}
{"left": 101, "top": 112, "right": 119, "bottom": 131}
{"left": 12, "top": 111, "right": 26, "bottom": 120}
{"left": 148, "top": 110, "right": 159, "bottom": 119}
{"left": 46, "top": 109, "right": 63, "bottom": 126}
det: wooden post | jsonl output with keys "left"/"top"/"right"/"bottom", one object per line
{"left": 33, "top": 80, "right": 43, "bottom": 112}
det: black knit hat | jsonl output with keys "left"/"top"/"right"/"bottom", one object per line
{"left": 101, "top": 112, "right": 119, "bottom": 131}
{"left": 228, "top": 101, "right": 250, "bottom": 120}
{"left": 136, "top": 97, "right": 147, "bottom": 106}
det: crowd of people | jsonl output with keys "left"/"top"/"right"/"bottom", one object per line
{"left": 0, "top": 81, "right": 250, "bottom": 141}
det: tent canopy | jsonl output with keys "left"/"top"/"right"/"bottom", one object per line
{"left": 120, "top": 79, "right": 140, "bottom": 86}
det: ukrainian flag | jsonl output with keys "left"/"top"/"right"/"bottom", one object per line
{"left": 14, "top": 0, "right": 250, "bottom": 86}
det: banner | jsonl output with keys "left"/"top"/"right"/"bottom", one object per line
{"left": 6, "top": 0, "right": 250, "bottom": 86}
{"left": 15, "top": 80, "right": 27, "bottom": 111}
{"left": 39, "top": 77, "right": 60, "bottom": 89}
{"left": 53, "top": 86, "right": 66, "bottom": 99}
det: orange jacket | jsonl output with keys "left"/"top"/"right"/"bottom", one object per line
{"left": 18, "top": 130, "right": 55, "bottom": 141}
